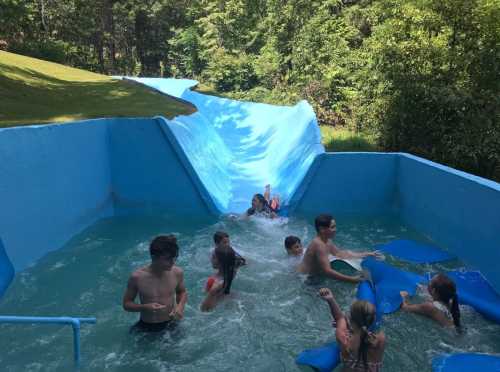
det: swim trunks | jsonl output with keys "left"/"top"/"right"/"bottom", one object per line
{"left": 131, "top": 319, "right": 177, "bottom": 333}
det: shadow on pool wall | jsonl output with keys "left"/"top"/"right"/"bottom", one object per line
{"left": 0, "top": 118, "right": 499, "bottom": 299}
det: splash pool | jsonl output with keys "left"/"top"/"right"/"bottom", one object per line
{"left": 1, "top": 214, "right": 499, "bottom": 371}
{"left": 1, "top": 79, "right": 499, "bottom": 370}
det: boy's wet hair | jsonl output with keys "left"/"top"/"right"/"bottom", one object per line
{"left": 314, "top": 214, "right": 333, "bottom": 233}
{"left": 213, "top": 231, "right": 229, "bottom": 244}
{"left": 150, "top": 235, "right": 178, "bottom": 259}
{"left": 284, "top": 236, "right": 301, "bottom": 250}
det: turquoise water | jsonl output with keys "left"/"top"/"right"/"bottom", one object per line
{"left": 0, "top": 215, "right": 499, "bottom": 371}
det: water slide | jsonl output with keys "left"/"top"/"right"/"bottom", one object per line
{"left": 124, "top": 77, "right": 325, "bottom": 214}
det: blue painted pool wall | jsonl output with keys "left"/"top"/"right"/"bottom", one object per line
{"left": 397, "top": 154, "right": 500, "bottom": 290}
{"left": 0, "top": 121, "right": 114, "bottom": 271}
{"left": 108, "top": 117, "right": 218, "bottom": 217}
{"left": 293, "top": 153, "right": 399, "bottom": 216}
{"left": 0, "top": 238, "right": 14, "bottom": 298}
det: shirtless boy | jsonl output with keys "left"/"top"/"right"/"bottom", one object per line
{"left": 123, "top": 235, "right": 188, "bottom": 332}
{"left": 298, "top": 214, "right": 381, "bottom": 283}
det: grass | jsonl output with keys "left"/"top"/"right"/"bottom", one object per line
{"left": 0, "top": 51, "right": 195, "bottom": 127}
{"left": 321, "top": 126, "right": 379, "bottom": 152}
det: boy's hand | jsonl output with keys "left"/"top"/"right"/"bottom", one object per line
{"left": 319, "top": 288, "right": 334, "bottom": 301}
{"left": 170, "top": 304, "right": 184, "bottom": 320}
{"left": 144, "top": 302, "right": 167, "bottom": 312}
{"left": 399, "top": 291, "right": 409, "bottom": 309}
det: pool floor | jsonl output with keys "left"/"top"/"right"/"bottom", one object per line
{"left": 0, "top": 214, "right": 499, "bottom": 371}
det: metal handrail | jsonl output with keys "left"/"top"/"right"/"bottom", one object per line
{"left": 0, "top": 316, "right": 96, "bottom": 365}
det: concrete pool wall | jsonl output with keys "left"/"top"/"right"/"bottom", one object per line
{"left": 0, "top": 119, "right": 499, "bottom": 296}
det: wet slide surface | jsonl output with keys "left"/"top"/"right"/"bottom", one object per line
{"left": 125, "top": 77, "right": 325, "bottom": 214}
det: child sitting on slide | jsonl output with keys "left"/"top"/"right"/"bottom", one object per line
{"left": 400, "top": 273, "right": 462, "bottom": 331}
{"left": 246, "top": 184, "right": 280, "bottom": 218}
{"left": 319, "top": 287, "right": 386, "bottom": 372}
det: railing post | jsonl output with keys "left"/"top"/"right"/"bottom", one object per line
{"left": 71, "top": 318, "right": 81, "bottom": 365}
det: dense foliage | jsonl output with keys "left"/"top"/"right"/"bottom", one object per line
{"left": 1, "top": 0, "right": 499, "bottom": 180}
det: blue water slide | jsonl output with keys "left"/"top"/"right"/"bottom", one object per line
{"left": 123, "top": 77, "right": 325, "bottom": 214}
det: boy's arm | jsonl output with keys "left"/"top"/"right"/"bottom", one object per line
{"left": 318, "top": 248, "right": 362, "bottom": 283}
{"left": 335, "top": 247, "right": 383, "bottom": 260}
{"left": 171, "top": 269, "right": 187, "bottom": 319}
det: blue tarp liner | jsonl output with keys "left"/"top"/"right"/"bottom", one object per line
{"left": 362, "top": 257, "right": 427, "bottom": 314}
{"left": 296, "top": 281, "right": 377, "bottom": 371}
{"left": 124, "top": 77, "right": 325, "bottom": 214}
{"left": 377, "top": 239, "right": 455, "bottom": 264}
{"left": 432, "top": 353, "right": 500, "bottom": 372}
{"left": 0, "top": 238, "right": 14, "bottom": 299}
{"left": 447, "top": 270, "right": 500, "bottom": 324}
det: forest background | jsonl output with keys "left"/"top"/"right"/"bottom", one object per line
{"left": 1, "top": 0, "right": 499, "bottom": 181}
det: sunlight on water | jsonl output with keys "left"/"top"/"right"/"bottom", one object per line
{"left": 0, "top": 214, "right": 499, "bottom": 371}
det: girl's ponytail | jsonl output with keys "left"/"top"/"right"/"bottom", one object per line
{"left": 450, "top": 293, "right": 461, "bottom": 331}
{"left": 357, "top": 326, "right": 370, "bottom": 370}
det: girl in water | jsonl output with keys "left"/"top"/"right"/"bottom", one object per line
{"left": 201, "top": 239, "right": 244, "bottom": 312}
{"left": 319, "top": 287, "right": 385, "bottom": 372}
{"left": 400, "top": 273, "right": 461, "bottom": 331}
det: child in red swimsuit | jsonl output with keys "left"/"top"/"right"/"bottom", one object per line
{"left": 202, "top": 231, "right": 246, "bottom": 311}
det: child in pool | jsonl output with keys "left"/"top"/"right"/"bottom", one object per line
{"left": 284, "top": 235, "right": 304, "bottom": 256}
{"left": 298, "top": 214, "right": 382, "bottom": 283}
{"left": 400, "top": 273, "right": 461, "bottom": 330}
{"left": 209, "top": 231, "right": 246, "bottom": 270}
{"left": 246, "top": 184, "right": 280, "bottom": 218}
{"left": 201, "top": 245, "right": 241, "bottom": 312}
{"left": 202, "top": 232, "right": 245, "bottom": 312}
{"left": 319, "top": 287, "right": 385, "bottom": 372}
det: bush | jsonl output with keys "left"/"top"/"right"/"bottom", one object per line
{"left": 9, "top": 39, "right": 68, "bottom": 64}
{"left": 202, "top": 48, "right": 258, "bottom": 92}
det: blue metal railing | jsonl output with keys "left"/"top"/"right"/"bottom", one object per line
{"left": 0, "top": 316, "right": 96, "bottom": 365}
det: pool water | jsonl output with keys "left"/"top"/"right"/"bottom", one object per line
{"left": 0, "top": 214, "right": 499, "bottom": 371}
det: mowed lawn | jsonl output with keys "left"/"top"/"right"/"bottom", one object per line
{"left": 0, "top": 51, "right": 195, "bottom": 127}
{"left": 320, "top": 126, "right": 379, "bottom": 152}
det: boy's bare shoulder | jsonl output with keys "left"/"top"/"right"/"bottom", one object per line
{"left": 131, "top": 266, "right": 150, "bottom": 278}
{"left": 173, "top": 265, "right": 184, "bottom": 278}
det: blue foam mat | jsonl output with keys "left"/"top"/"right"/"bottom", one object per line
{"left": 377, "top": 239, "right": 454, "bottom": 264}
{"left": 432, "top": 353, "right": 500, "bottom": 372}
{"left": 362, "top": 257, "right": 427, "bottom": 314}
{"left": 0, "top": 238, "right": 15, "bottom": 299}
{"left": 123, "top": 77, "right": 325, "bottom": 214}
{"left": 447, "top": 270, "right": 500, "bottom": 324}
{"left": 296, "top": 342, "right": 341, "bottom": 372}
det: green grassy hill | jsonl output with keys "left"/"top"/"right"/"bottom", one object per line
{"left": 0, "top": 51, "right": 195, "bottom": 127}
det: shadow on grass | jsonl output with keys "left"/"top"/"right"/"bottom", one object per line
{"left": 0, "top": 63, "right": 195, "bottom": 127}
{"left": 321, "top": 126, "right": 379, "bottom": 152}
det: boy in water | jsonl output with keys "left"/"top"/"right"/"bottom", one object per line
{"left": 123, "top": 235, "right": 187, "bottom": 332}
{"left": 284, "top": 236, "right": 304, "bottom": 256}
{"left": 298, "top": 214, "right": 381, "bottom": 283}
